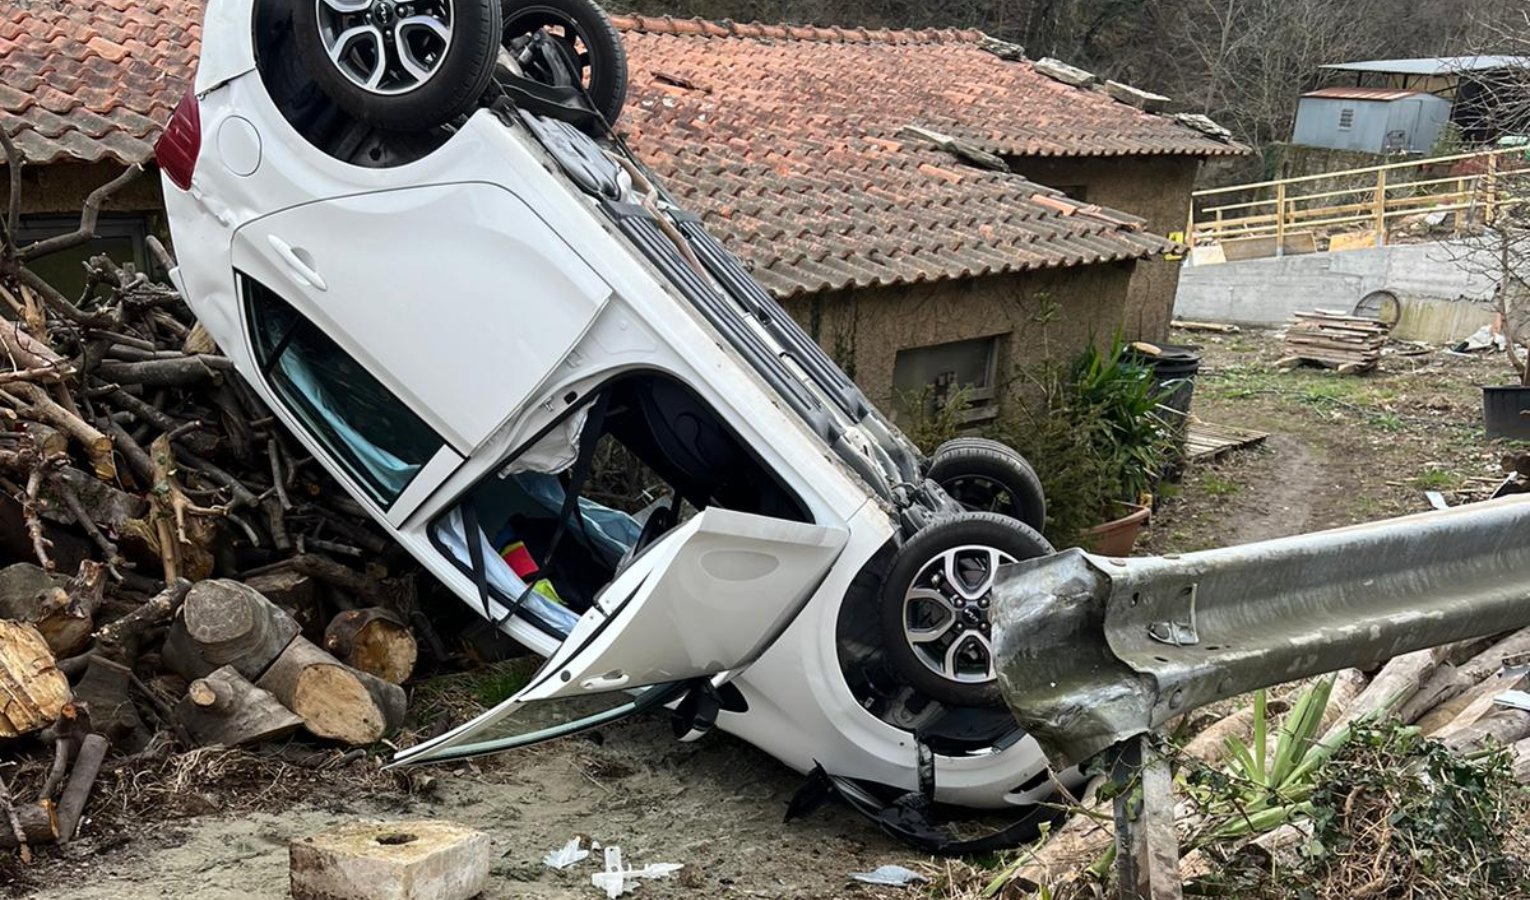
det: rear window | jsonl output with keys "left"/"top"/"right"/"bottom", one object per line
{"left": 243, "top": 276, "right": 442, "bottom": 505}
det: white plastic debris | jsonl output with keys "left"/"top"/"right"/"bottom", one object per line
{"left": 589, "top": 846, "right": 683, "bottom": 898}
{"left": 543, "top": 836, "right": 590, "bottom": 870}
{"left": 849, "top": 864, "right": 929, "bottom": 887}
{"left": 1492, "top": 689, "right": 1530, "bottom": 711}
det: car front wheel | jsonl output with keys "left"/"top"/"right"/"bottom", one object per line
{"left": 879, "top": 512, "right": 1053, "bottom": 708}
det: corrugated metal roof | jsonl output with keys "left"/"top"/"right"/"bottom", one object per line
{"left": 1320, "top": 56, "right": 1529, "bottom": 76}
{"left": 1302, "top": 87, "right": 1426, "bottom": 102}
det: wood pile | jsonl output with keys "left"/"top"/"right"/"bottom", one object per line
{"left": 0, "top": 149, "right": 448, "bottom": 856}
{"left": 1011, "top": 622, "right": 1530, "bottom": 895}
{"left": 1278, "top": 310, "right": 1392, "bottom": 374}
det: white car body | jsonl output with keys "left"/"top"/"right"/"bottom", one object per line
{"left": 161, "top": 0, "right": 1058, "bottom": 829}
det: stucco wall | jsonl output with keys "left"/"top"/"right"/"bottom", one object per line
{"left": 784, "top": 261, "right": 1138, "bottom": 414}
{"left": 1006, "top": 154, "right": 1202, "bottom": 344}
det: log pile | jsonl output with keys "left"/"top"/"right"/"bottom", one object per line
{"left": 0, "top": 148, "right": 442, "bottom": 854}
{"left": 1278, "top": 310, "right": 1392, "bottom": 374}
{"left": 1013, "top": 627, "right": 1530, "bottom": 896}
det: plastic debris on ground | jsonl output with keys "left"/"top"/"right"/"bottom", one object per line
{"left": 544, "top": 836, "right": 590, "bottom": 870}
{"left": 849, "top": 864, "right": 929, "bottom": 886}
{"left": 589, "top": 845, "right": 683, "bottom": 897}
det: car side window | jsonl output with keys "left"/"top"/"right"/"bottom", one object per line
{"left": 243, "top": 276, "right": 441, "bottom": 506}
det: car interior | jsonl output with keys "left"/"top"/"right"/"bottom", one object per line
{"left": 431, "top": 373, "right": 813, "bottom": 639}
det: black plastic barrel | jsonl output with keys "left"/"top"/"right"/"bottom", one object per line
{"left": 1128, "top": 343, "right": 1203, "bottom": 469}
{"left": 1483, "top": 385, "right": 1530, "bottom": 441}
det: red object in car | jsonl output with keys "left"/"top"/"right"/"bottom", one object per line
{"left": 155, "top": 88, "right": 201, "bottom": 190}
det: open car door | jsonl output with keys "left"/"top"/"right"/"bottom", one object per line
{"left": 393, "top": 507, "right": 848, "bottom": 765}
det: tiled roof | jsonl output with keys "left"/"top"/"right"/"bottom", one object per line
{"left": 0, "top": 3, "right": 1192, "bottom": 294}
{"left": 614, "top": 16, "right": 1190, "bottom": 296}
{"left": 614, "top": 15, "right": 1244, "bottom": 160}
{"left": 0, "top": 0, "right": 200, "bottom": 165}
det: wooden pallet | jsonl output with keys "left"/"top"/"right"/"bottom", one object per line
{"left": 1279, "top": 309, "right": 1391, "bottom": 373}
{"left": 1185, "top": 420, "right": 1270, "bottom": 462}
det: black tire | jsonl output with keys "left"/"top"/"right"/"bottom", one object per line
{"left": 879, "top": 512, "right": 1052, "bottom": 708}
{"left": 293, "top": 0, "right": 502, "bottom": 132}
{"left": 928, "top": 438, "right": 1047, "bottom": 533}
{"left": 502, "top": 0, "right": 628, "bottom": 124}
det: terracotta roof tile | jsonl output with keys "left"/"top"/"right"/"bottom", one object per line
{"left": 1, "top": 0, "right": 199, "bottom": 165}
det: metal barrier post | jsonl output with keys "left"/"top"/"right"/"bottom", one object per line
{"left": 1110, "top": 735, "right": 1182, "bottom": 900}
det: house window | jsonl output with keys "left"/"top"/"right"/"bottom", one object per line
{"left": 892, "top": 335, "right": 1002, "bottom": 424}
{"left": 17, "top": 214, "right": 151, "bottom": 300}
{"left": 1338, "top": 107, "right": 1356, "bottom": 130}
{"left": 243, "top": 276, "right": 443, "bottom": 506}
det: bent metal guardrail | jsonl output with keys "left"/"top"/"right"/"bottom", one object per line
{"left": 991, "top": 495, "right": 1530, "bottom": 769}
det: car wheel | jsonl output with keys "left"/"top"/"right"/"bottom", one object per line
{"left": 293, "top": 0, "right": 502, "bottom": 131}
{"left": 879, "top": 512, "right": 1052, "bottom": 708}
{"left": 502, "top": 0, "right": 629, "bottom": 124}
{"left": 928, "top": 438, "right": 1047, "bottom": 533}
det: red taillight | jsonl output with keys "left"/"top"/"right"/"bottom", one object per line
{"left": 155, "top": 88, "right": 201, "bottom": 191}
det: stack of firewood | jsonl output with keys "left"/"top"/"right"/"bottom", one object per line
{"left": 1009, "top": 625, "right": 1530, "bottom": 893}
{"left": 1278, "top": 310, "right": 1393, "bottom": 374}
{"left": 0, "top": 148, "right": 446, "bottom": 854}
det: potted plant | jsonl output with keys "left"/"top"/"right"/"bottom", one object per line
{"left": 994, "top": 337, "right": 1175, "bottom": 554}
{"left": 901, "top": 334, "right": 1176, "bottom": 554}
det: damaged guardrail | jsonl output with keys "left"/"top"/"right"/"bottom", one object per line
{"left": 990, "top": 494, "right": 1530, "bottom": 769}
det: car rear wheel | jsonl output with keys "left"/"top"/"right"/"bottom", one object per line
{"left": 879, "top": 512, "right": 1052, "bottom": 708}
{"left": 928, "top": 438, "right": 1047, "bottom": 533}
{"left": 294, "top": 0, "right": 502, "bottom": 131}
{"left": 502, "top": 0, "right": 628, "bottom": 124}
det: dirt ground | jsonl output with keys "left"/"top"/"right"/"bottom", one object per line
{"left": 1140, "top": 325, "right": 1517, "bottom": 552}
{"left": 5, "top": 327, "right": 1522, "bottom": 900}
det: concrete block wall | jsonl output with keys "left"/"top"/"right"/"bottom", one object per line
{"left": 1174, "top": 240, "right": 1500, "bottom": 341}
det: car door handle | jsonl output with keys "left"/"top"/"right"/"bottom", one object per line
{"left": 266, "top": 235, "right": 327, "bottom": 291}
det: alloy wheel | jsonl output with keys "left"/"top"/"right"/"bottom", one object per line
{"left": 901, "top": 544, "right": 1015, "bottom": 684}
{"left": 316, "top": 0, "right": 455, "bottom": 95}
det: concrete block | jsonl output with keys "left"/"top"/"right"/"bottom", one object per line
{"left": 290, "top": 819, "right": 490, "bottom": 900}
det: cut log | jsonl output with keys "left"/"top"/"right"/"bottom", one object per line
{"left": 77, "top": 580, "right": 194, "bottom": 751}
{"left": 256, "top": 636, "right": 406, "bottom": 746}
{"left": 162, "top": 579, "right": 301, "bottom": 681}
{"left": 1512, "top": 737, "right": 1530, "bottom": 785}
{"left": 56, "top": 733, "right": 108, "bottom": 842}
{"left": 0, "top": 799, "right": 59, "bottom": 850}
{"left": 324, "top": 608, "right": 417, "bottom": 685}
{"left": 1399, "top": 663, "right": 1469, "bottom": 724}
{"left": 243, "top": 569, "right": 322, "bottom": 640}
{"left": 1456, "top": 627, "right": 1530, "bottom": 684}
{"left": 1009, "top": 775, "right": 1112, "bottom": 889}
{"left": 4, "top": 560, "right": 108, "bottom": 657}
{"left": 1441, "top": 707, "right": 1530, "bottom": 753}
{"left": 177, "top": 665, "right": 303, "bottom": 747}
{"left": 1319, "top": 649, "right": 1436, "bottom": 743}
{"left": 1424, "top": 671, "right": 1527, "bottom": 740}
{"left": 0, "top": 620, "right": 71, "bottom": 738}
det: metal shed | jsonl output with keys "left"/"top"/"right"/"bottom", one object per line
{"left": 1292, "top": 87, "right": 1453, "bottom": 154}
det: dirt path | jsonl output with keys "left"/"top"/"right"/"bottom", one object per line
{"left": 1221, "top": 434, "right": 1321, "bottom": 544}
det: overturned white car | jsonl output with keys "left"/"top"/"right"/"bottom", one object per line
{"left": 160, "top": 0, "right": 1066, "bottom": 848}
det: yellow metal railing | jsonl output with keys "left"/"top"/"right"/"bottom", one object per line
{"left": 1187, "top": 146, "right": 1530, "bottom": 253}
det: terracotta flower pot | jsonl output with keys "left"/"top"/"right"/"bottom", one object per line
{"left": 1084, "top": 502, "right": 1150, "bottom": 557}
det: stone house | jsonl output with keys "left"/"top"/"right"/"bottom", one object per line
{"left": 0, "top": 3, "right": 1243, "bottom": 422}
